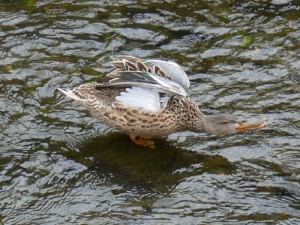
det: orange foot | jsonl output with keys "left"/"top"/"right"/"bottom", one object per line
{"left": 129, "top": 134, "right": 155, "bottom": 148}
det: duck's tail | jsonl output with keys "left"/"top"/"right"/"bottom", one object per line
{"left": 58, "top": 88, "right": 82, "bottom": 101}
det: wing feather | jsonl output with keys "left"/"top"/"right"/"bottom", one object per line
{"left": 115, "top": 87, "right": 161, "bottom": 112}
{"left": 100, "top": 71, "right": 186, "bottom": 97}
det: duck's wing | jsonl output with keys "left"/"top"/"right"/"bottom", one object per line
{"left": 111, "top": 55, "right": 171, "bottom": 80}
{"left": 96, "top": 71, "right": 186, "bottom": 112}
{"left": 144, "top": 59, "right": 190, "bottom": 90}
{"left": 111, "top": 55, "right": 190, "bottom": 90}
{"left": 98, "top": 71, "right": 187, "bottom": 97}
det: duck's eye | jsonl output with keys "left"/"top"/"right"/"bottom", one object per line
{"left": 222, "top": 121, "right": 229, "bottom": 124}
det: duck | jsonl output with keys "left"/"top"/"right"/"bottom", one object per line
{"left": 58, "top": 55, "right": 266, "bottom": 148}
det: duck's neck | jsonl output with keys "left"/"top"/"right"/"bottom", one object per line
{"left": 173, "top": 96, "right": 237, "bottom": 136}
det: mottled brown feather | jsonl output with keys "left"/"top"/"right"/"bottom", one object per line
{"left": 111, "top": 55, "right": 172, "bottom": 80}
{"left": 68, "top": 82, "right": 204, "bottom": 138}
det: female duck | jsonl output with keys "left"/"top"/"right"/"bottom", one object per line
{"left": 58, "top": 55, "right": 266, "bottom": 148}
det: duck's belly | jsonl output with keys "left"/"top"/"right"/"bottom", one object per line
{"left": 116, "top": 122, "right": 178, "bottom": 138}
{"left": 88, "top": 104, "right": 182, "bottom": 138}
{"left": 106, "top": 114, "right": 180, "bottom": 138}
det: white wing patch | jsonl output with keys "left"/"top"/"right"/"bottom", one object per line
{"left": 115, "top": 87, "right": 164, "bottom": 112}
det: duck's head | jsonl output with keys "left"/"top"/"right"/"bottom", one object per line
{"left": 203, "top": 114, "right": 267, "bottom": 136}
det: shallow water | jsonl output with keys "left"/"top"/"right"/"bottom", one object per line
{"left": 1, "top": 0, "right": 300, "bottom": 224}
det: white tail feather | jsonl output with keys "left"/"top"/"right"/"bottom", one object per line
{"left": 58, "top": 88, "right": 82, "bottom": 101}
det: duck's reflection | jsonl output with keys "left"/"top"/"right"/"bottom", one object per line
{"left": 63, "top": 132, "right": 236, "bottom": 190}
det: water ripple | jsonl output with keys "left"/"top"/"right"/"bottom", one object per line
{"left": 1, "top": 0, "right": 300, "bottom": 224}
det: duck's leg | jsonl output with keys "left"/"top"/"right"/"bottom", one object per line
{"left": 129, "top": 134, "right": 155, "bottom": 148}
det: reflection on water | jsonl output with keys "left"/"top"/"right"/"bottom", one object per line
{"left": 1, "top": 0, "right": 300, "bottom": 224}
{"left": 66, "top": 133, "right": 236, "bottom": 187}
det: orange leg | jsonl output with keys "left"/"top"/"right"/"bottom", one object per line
{"left": 129, "top": 134, "right": 155, "bottom": 148}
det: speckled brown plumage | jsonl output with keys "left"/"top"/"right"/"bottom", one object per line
{"left": 59, "top": 55, "right": 266, "bottom": 147}
{"left": 70, "top": 82, "right": 205, "bottom": 138}
{"left": 111, "top": 55, "right": 172, "bottom": 80}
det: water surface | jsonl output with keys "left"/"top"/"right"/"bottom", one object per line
{"left": 1, "top": 0, "right": 300, "bottom": 224}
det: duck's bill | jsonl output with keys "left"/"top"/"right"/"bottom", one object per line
{"left": 236, "top": 117, "right": 267, "bottom": 131}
